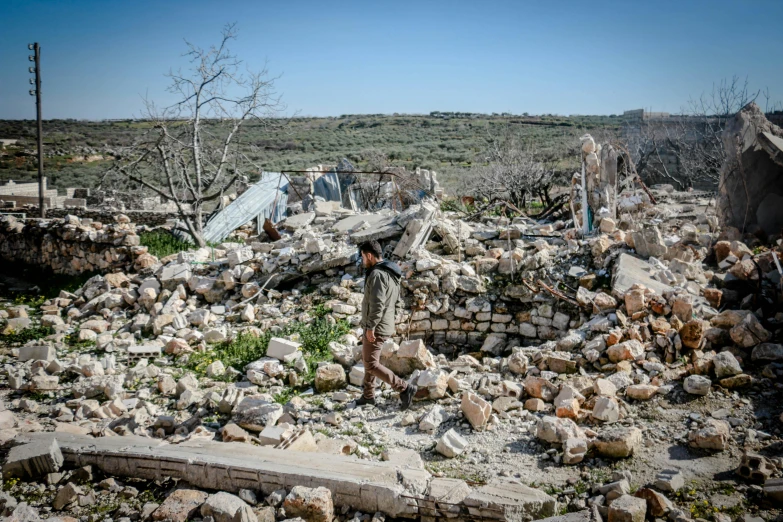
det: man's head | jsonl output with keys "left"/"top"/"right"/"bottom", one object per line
{"left": 359, "top": 240, "right": 383, "bottom": 269}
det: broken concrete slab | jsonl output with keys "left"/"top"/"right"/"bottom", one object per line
{"left": 611, "top": 253, "right": 673, "bottom": 298}
{"left": 392, "top": 219, "right": 431, "bottom": 259}
{"left": 348, "top": 213, "right": 403, "bottom": 243}
{"left": 463, "top": 479, "right": 557, "bottom": 520}
{"left": 11, "top": 432, "right": 551, "bottom": 521}
{"left": 3, "top": 437, "right": 63, "bottom": 479}
{"left": 16, "top": 432, "right": 416, "bottom": 518}
{"left": 282, "top": 212, "right": 316, "bottom": 231}
{"left": 332, "top": 211, "right": 393, "bottom": 235}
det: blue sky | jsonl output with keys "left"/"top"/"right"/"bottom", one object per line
{"left": 0, "top": 0, "right": 781, "bottom": 120}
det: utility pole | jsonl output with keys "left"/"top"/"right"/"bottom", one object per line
{"left": 28, "top": 43, "right": 45, "bottom": 218}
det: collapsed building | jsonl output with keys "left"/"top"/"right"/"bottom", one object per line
{"left": 0, "top": 109, "right": 782, "bottom": 522}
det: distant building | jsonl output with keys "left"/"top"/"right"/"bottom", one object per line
{"left": 0, "top": 139, "right": 19, "bottom": 148}
{"left": 623, "top": 109, "right": 670, "bottom": 121}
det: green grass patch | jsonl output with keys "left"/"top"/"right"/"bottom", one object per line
{"left": 140, "top": 229, "right": 192, "bottom": 258}
{"left": 186, "top": 313, "right": 350, "bottom": 388}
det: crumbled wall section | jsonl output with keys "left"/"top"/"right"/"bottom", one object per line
{"left": 0, "top": 214, "right": 141, "bottom": 275}
{"left": 717, "top": 101, "right": 783, "bottom": 236}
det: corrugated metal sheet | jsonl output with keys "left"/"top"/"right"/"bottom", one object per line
{"left": 202, "top": 172, "right": 289, "bottom": 244}
{"left": 312, "top": 171, "right": 342, "bottom": 202}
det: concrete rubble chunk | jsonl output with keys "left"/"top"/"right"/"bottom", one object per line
{"left": 283, "top": 486, "right": 335, "bottom": 522}
{"left": 233, "top": 396, "right": 284, "bottom": 432}
{"left": 592, "top": 396, "right": 620, "bottom": 423}
{"left": 689, "top": 418, "right": 730, "bottom": 451}
{"left": 380, "top": 339, "right": 435, "bottom": 376}
{"left": 729, "top": 313, "right": 771, "bottom": 348}
{"left": 463, "top": 479, "right": 558, "bottom": 520}
{"left": 435, "top": 428, "right": 468, "bottom": 458}
{"left": 608, "top": 494, "right": 647, "bottom": 522}
{"left": 53, "top": 482, "right": 83, "bottom": 510}
{"left": 536, "top": 416, "right": 585, "bottom": 444}
{"left": 461, "top": 391, "right": 491, "bottom": 430}
{"left": 267, "top": 337, "right": 301, "bottom": 362}
{"left": 562, "top": 437, "right": 588, "bottom": 465}
{"left": 314, "top": 364, "right": 346, "bottom": 392}
{"left": 3, "top": 438, "right": 63, "bottom": 479}
{"left": 654, "top": 469, "right": 684, "bottom": 492}
{"left": 419, "top": 405, "right": 447, "bottom": 432}
{"left": 737, "top": 452, "right": 774, "bottom": 483}
{"left": 683, "top": 374, "right": 711, "bottom": 396}
{"left": 594, "top": 427, "right": 642, "bottom": 458}
{"left": 612, "top": 253, "right": 673, "bottom": 298}
{"left": 201, "top": 491, "right": 255, "bottom": 522}
{"left": 606, "top": 339, "right": 644, "bottom": 363}
{"left": 713, "top": 351, "right": 742, "bottom": 378}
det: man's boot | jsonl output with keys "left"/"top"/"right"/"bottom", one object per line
{"left": 399, "top": 383, "right": 418, "bottom": 411}
{"left": 354, "top": 396, "right": 376, "bottom": 407}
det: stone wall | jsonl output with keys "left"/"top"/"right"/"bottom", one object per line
{"left": 0, "top": 214, "right": 144, "bottom": 275}
{"left": 45, "top": 209, "right": 178, "bottom": 227}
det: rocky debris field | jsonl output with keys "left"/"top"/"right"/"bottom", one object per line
{"left": 0, "top": 183, "right": 782, "bottom": 522}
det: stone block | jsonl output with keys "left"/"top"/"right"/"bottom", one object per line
{"left": 688, "top": 419, "right": 730, "bottom": 451}
{"left": 267, "top": 338, "right": 301, "bottom": 362}
{"left": 608, "top": 494, "right": 646, "bottom": 522}
{"left": 18, "top": 345, "right": 56, "bottom": 362}
{"left": 153, "top": 489, "right": 209, "bottom": 522}
{"left": 283, "top": 486, "right": 334, "bottom": 522}
{"left": 201, "top": 491, "right": 255, "bottom": 522}
{"left": 594, "top": 427, "right": 642, "bottom": 458}
{"left": 314, "top": 364, "right": 346, "bottom": 392}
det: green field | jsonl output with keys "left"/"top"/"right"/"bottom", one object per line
{"left": 0, "top": 113, "right": 622, "bottom": 195}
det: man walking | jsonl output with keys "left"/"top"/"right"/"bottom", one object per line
{"left": 355, "top": 240, "right": 417, "bottom": 409}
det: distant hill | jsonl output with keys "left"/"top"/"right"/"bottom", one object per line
{"left": 0, "top": 113, "right": 621, "bottom": 194}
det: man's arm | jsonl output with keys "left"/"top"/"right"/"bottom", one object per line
{"left": 364, "top": 271, "right": 387, "bottom": 340}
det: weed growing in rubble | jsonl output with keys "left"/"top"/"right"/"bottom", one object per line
{"left": 273, "top": 388, "right": 299, "bottom": 405}
{"left": 0, "top": 324, "right": 54, "bottom": 346}
{"left": 11, "top": 294, "right": 46, "bottom": 308}
{"left": 64, "top": 332, "right": 96, "bottom": 349}
{"left": 139, "top": 230, "right": 192, "bottom": 259}
{"left": 188, "top": 330, "right": 273, "bottom": 375}
{"left": 188, "top": 314, "right": 350, "bottom": 386}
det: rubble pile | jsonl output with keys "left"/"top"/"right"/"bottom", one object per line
{"left": 1, "top": 175, "right": 782, "bottom": 520}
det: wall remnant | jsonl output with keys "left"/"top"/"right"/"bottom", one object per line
{"left": 717, "top": 102, "right": 783, "bottom": 238}
{"left": 0, "top": 214, "right": 143, "bottom": 275}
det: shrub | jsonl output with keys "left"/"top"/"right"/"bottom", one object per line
{"left": 139, "top": 229, "right": 192, "bottom": 258}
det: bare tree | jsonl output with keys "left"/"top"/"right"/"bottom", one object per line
{"left": 102, "top": 23, "right": 283, "bottom": 246}
{"left": 462, "top": 126, "right": 549, "bottom": 209}
{"left": 357, "top": 148, "right": 396, "bottom": 209}
{"left": 623, "top": 76, "right": 778, "bottom": 189}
